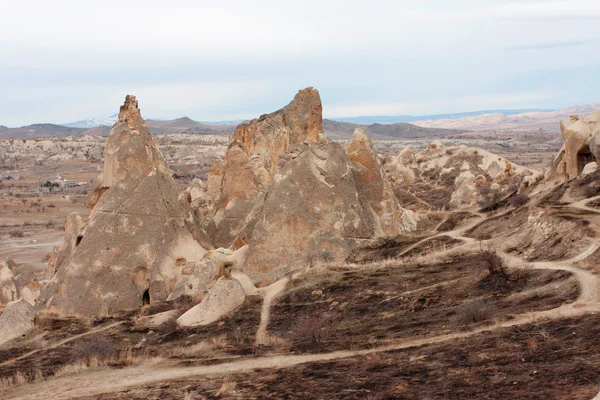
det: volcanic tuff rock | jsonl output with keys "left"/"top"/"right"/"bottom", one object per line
{"left": 346, "top": 129, "right": 407, "bottom": 236}
{"left": 0, "top": 261, "right": 18, "bottom": 311}
{"left": 208, "top": 88, "right": 326, "bottom": 248}
{"left": 387, "top": 141, "right": 534, "bottom": 211}
{"left": 241, "top": 140, "right": 416, "bottom": 279}
{"left": 194, "top": 89, "right": 418, "bottom": 281}
{"left": 86, "top": 95, "right": 171, "bottom": 210}
{"left": 36, "top": 96, "right": 212, "bottom": 318}
{"left": 176, "top": 277, "right": 246, "bottom": 327}
{"left": 552, "top": 111, "right": 600, "bottom": 180}
{"left": 0, "top": 299, "right": 36, "bottom": 346}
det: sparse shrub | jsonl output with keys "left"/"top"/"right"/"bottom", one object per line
{"left": 70, "top": 337, "right": 119, "bottom": 366}
{"left": 477, "top": 247, "right": 523, "bottom": 290}
{"left": 480, "top": 249, "right": 511, "bottom": 280}
{"left": 453, "top": 299, "right": 495, "bottom": 327}
{"left": 511, "top": 193, "right": 529, "bottom": 208}
{"left": 292, "top": 314, "right": 331, "bottom": 344}
{"left": 215, "top": 380, "right": 236, "bottom": 398}
{"left": 9, "top": 229, "right": 24, "bottom": 238}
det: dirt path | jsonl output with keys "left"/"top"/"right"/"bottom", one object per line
{"left": 5, "top": 207, "right": 600, "bottom": 399}
{"left": 0, "top": 321, "right": 125, "bottom": 368}
{"left": 254, "top": 277, "right": 290, "bottom": 346}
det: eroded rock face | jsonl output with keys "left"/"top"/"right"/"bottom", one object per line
{"left": 388, "top": 142, "right": 534, "bottom": 211}
{"left": 346, "top": 129, "right": 407, "bottom": 236}
{"left": 554, "top": 111, "right": 600, "bottom": 180}
{"left": 86, "top": 95, "right": 171, "bottom": 210}
{"left": 242, "top": 142, "right": 403, "bottom": 279}
{"left": 168, "top": 248, "right": 239, "bottom": 302}
{"left": 0, "top": 261, "right": 18, "bottom": 311}
{"left": 207, "top": 88, "right": 326, "bottom": 248}
{"left": 36, "top": 96, "right": 212, "bottom": 318}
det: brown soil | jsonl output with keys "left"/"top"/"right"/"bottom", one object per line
{"left": 267, "top": 255, "right": 578, "bottom": 353}
{"left": 85, "top": 313, "right": 600, "bottom": 400}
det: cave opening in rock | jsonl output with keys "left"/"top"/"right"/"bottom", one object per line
{"left": 75, "top": 235, "right": 83, "bottom": 246}
{"left": 142, "top": 289, "right": 150, "bottom": 305}
{"left": 577, "top": 145, "right": 595, "bottom": 175}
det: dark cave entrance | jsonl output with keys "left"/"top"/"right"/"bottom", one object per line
{"left": 75, "top": 235, "right": 83, "bottom": 246}
{"left": 142, "top": 289, "right": 150, "bottom": 305}
{"left": 577, "top": 145, "right": 595, "bottom": 175}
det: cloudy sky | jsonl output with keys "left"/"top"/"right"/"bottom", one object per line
{"left": 1, "top": 0, "right": 599, "bottom": 126}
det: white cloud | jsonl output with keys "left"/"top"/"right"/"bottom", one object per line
{"left": 0, "top": 1, "right": 599, "bottom": 124}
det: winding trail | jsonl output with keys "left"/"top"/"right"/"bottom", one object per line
{"left": 5, "top": 204, "right": 600, "bottom": 399}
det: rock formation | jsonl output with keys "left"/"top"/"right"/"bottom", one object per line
{"left": 176, "top": 277, "right": 246, "bottom": 327}
{"left": 36, "top": 96, "right": 212, "bottom": 318}
{"left": 191, "top": 89, "right": 415, "bottom": 284}
{"left": 386, "top": 142, "right": 534, "bottom": 211}
{"left": 86, "top": 95, "right": 171, "bottom": 210}
{"left": 0, "top": 259, "right": 40, "bottom": 311}
{"left": 0, "top": 299, "right": 36, "bottom": 346}
{"left": 0, "top": 260, "right": 18, "bottom": 311}
{"left": 554, "top": 111, "right": 600, "bottom": 180}
{"left": 207, "top": 87, "right": 326, "bottom": 249}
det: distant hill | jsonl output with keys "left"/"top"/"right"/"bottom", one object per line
{"left": 0, "top": 124, "right": 87, "bottom": 139}
{"left": 411, "top": 104, "right": 600, "bottom": 132}
{"left": 0, "top": 118, "right": 236, "bottom": 139}
{"left": 323, "top": 119, "right": 465, "bottom": 140}
{"left": 331, "top": 109, "right": 553, "bottom": 125}
{"left": 145, "top": 118, "right": 234, "bottom": 135}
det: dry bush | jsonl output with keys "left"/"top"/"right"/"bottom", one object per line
{"left": 453, "top": 299, "right": 496, "bottom": 328}
{"left": 9, "top": 229, "right": 24, "bottom": 238}
{"left": 70, "top": 337, "right": 119, "bottom": 366}
{"left": 165, "top": 335, "right": 228, "bottom": 358}
{"left": 215, "top": 380, "right": 236, "bottom": 398}
{"left": 511, "top": 193, "right": 529, "bottom": 208}
{"left": 477, "top": 248, "right": 522, "bottom": 290}
{"left": 0, "top": 370, "right": 44, "bottom": 392}
{"left": 292, "top": 314, "right": 331, "bottom": 344}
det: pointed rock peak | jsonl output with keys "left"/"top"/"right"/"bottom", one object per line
{"left": 86, "top": 95, "right": 170, "bottom": 209}
{"left": 347, "top": 128, "right": 376, "bottom": 156}
{"left": 349, "top": 128, "right": 370, "bottom": 142}
{"left": 118, "top": 95, "right": 141, "bottom": 123}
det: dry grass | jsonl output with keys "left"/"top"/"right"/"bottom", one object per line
{"left": 215, "top": 379, "right": 236, "bottom": 398}
{"left": 164, "top": 335, "right": 228, "bottom": 358}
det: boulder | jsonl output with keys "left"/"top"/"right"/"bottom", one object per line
{"left": 581, "top": 162, "right": 598, "bottom": 176}
{"left": 36, "top": 96, "right": 212, "bottom": 318}
{"left": 176, "top": 277, "right": 246, "bottom": 327}
{"left": 168, "top": 248, "right": 238, "bottom": 301}
{"left": 0, "top": 299, "right": 36, "bottom": 346}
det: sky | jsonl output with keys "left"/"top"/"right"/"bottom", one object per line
{"left": 0, "top": 0, "right": 599, "bottom": 126}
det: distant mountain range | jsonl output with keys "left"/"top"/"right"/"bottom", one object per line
{"left": 329, "top": 108, "right": 554, "bottom": 125}
{"left": 322, "top": 120, "right": 463, "bottom": 140}
{"left": 411, "top": 104, "right": 600, "bottom": 132}
{"left": 62, "top": 114, "right": 119, "bottom": 128}
{"left": 2, "top": 104, "right": 598, "bottom": 139}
